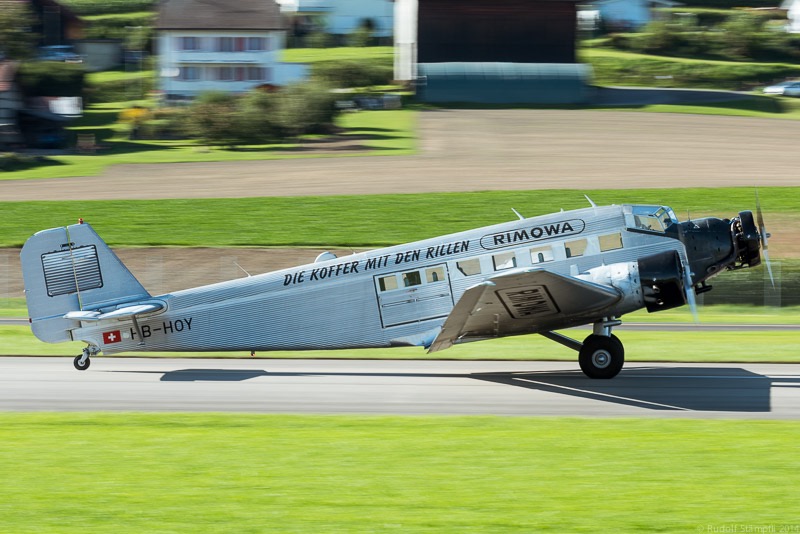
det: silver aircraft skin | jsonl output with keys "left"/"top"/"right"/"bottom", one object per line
{"left": 21, "top": 202, "right": 770, "bottom": 378}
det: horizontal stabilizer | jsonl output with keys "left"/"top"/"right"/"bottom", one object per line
{"left": 63, "top": 302, "right": 164, "bottom": 322}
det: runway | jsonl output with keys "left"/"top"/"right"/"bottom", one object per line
{"left": 2, "top": 357, "right": 799, "bottom": 419}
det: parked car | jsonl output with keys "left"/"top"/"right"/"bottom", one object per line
{"left": 763, "top": 80, "right": 800, "bottom": 96}
{"left": 38, "top": 45, "right": 83, "bottom": 63}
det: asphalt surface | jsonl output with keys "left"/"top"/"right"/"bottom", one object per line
{"left": 2, "top": 357, "right": 799, "bottom": 419}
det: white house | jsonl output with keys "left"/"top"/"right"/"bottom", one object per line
{"left": 156, "top": 0, "right": 308, "bottom": 100}
{"left": 584, "top": 0, "right": 680, "bottom": 31}
{"left": 277, "top": 0, "right": 394, "bottom": 39}
{"left": 782, "top": 0, "right": 800, "bottom": 32}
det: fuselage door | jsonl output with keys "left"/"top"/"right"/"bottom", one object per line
{"left": 374, "top": 264, "right": 453, "bottom": 328}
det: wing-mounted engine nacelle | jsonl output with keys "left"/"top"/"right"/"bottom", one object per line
{"left": 637, "top": 250, "right": 687, "bottom": 313}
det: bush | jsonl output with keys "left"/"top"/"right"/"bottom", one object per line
{"left": 305, "top": 31, "right": 336, "bottom": 49}
{"left": 138, "top": 107, "right": 187, "bottom": 139}
{"left": 348, "top": 26, "right": 374, "bottom": 47}
{"left": 83, "top": 13, "right": 155, "bottom": 43}
{"left": 84, "top": 74, "right": 153, "bottom": 103}
{"left": 312, "top": 59, "right": 394, "bottom": 88}
{"left": 236, "top": 90, "right": 281, "bottom": 143}
{"left": 182, "top": 92, "right": 242, "bottom": 147}
{"left": 18, "top": 62, "right": 85, "bottom": 97}
{"left": 270, "top": 81, "right": 339, "bottom": 136}
{"left": 59, "top": 0, "right": 154, "bottom": 16}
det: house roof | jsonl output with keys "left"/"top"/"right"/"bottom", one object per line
{"left": 156, "top": 0, "right": 286, "bottom": 31}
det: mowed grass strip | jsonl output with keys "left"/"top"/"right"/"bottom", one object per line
{"left": 1, "top": 187, "right": 797, "bottom": 247}
{"left": 0, "top": 108, "right": 415, "bottom": 181}
{"left": 3, "top": 325, "right": 799, "bottom": 362}
{"left": 0, "top": 413, "right": 798, "bottom": 533}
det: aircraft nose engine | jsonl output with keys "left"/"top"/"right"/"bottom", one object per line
{"left": 669, "top": 207, "right": 771, "bottom": 287}
{"left": 637, "top": 250, "right": 687, "bottom": 312}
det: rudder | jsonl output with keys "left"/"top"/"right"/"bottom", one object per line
{"left": 20, "top": 222, "right": 151, "bottom": 343}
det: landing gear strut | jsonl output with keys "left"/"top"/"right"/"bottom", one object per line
{"left": 74, "top": 345, "right": 100, "bottom": 371}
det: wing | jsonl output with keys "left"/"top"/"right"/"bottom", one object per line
{"left": 428, "top": 268, "right": 621, "bottom": 353}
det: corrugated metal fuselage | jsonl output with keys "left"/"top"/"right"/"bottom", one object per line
{"left": 73, "top": 205, "right": 687, "bottom": 355}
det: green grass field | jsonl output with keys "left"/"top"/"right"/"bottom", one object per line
{"left": 0, "top": 413, "right": 798, "bottom": 532}
{"left": 1, "top": 187, "right": 796, "bottom": 247}
{"left": 0, "top": 107, "right": 415, "bottom": 181}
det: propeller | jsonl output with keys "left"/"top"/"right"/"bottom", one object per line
{"left": 755, "top": 190, "right": 775, "bottom": 288}
{"left": 675, "top": 220, "right": 700, "bottom": 323}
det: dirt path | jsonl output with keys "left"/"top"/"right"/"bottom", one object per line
{"left": 2, "top": 110, "right": 800, "bottom": 200}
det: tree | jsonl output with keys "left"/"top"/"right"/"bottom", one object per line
{"left": 236, "top": 90, "right": 281, "bottom": 143}
{"left": 0, "top": 3, "right": 38, "bottom": 60}
{"left": 271, "top": 81, "right": 338, "bottom": 137}
{"left": 182, "top": 92, "right": 243, "bottom": 148}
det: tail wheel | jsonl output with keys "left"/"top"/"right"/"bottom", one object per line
{"left": 73, "top": 355, "right": 91, "bottom": 371}
{"left": 579, "top": 334, "right": 624, "bottom": 379}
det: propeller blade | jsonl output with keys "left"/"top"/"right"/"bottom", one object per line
{"left": 683, "top": 267, "right": 700, "bottom": 323}
{"left": 763, "top": 248, "right": 775, "bottom": 289}
{"left": 675, "top": 222, "right": 700, "bottom": 322}
{"left": 755, "top": 190, "right": 775, "bottom": 288}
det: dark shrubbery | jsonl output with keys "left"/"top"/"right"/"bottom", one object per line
{"left": 18, "top": 62, "right": 85, "bottom": 97}
{"left": 60, "top": 0, "right": 154, "bottom": 16}
{"left": 608, "top": 15, "right": 800, "bottom": 63}
{"left": 177, "top": 82, "right": 340, "bottom": 147}
{"left": 312, "top": 59, "right": 394, "bottom": 88}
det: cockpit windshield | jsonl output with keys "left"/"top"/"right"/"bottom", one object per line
{"left": 626, "top": 205, "right": 678, "bottom": 233}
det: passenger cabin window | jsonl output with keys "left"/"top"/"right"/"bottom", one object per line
{"left": 378, "top": 275, "right": 398, "bottom": 292}
{"left": 599, "top": 232, "right": 623, "bottom": 252}
{"left": 426, "top": 266, "right": 445, "bottom": 283}
{"left": 530, "top": 245, "right": 554, "bottom": 264}
{"left": 457, "top": 258, "right": 481, "bottom": 276}
{"left": 493, "top": 251, "right": 517, "bottom": 271}
{"left": 565, "top": 238, "right": 588, "bottom": 258}
{"left": 402, "top": 271, "right": 422, "bottom": 287}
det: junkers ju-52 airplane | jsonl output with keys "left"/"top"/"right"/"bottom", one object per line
{"left": 21, "top": 199, "right": 771, "bottom": 379}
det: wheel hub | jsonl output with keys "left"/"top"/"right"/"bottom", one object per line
{"left": 592, "top": 350, "right": 611, "bottom": 369}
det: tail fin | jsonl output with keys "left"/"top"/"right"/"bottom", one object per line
{"left": 20, "top": 222, "right": 151, "bottom": 343}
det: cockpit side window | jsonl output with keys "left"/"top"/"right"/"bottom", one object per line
{"left": 627, "top": 205, "right": 678, "bottom": 234}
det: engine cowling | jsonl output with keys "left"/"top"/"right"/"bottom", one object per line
{"left": 637, "top": 250, "right": 687, "bottom": 313}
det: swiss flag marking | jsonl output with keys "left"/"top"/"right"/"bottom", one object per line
{"left": 103, "top": 330, "right": 122, "bottom": 344}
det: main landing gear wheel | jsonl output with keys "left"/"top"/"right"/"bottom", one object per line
{"left": 579, "top": 334, "right": 624, "bottom": 379}
{"left": 73, "top": 355, "right": 91, "bottom": 371}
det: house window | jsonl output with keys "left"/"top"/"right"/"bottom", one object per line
{"left": 493, "top": 251, "right": 517, "bottom": 271}
{"left": 235, "top": 37, "right": 246, "bottom": 52}
{"left": 179, "top": 36, "right": 201, "bottom": 51}
{"left": 247, "top": 37, "right": 266, "bottom": 51}
{"left": 217, "top": 37, "right": 234, "bottom": 52}
{"left": 235, "top": 66, "right": 246, "bottom": 81}
{"left": 599, "top": 232, "right": 623, "bottom": 252}
{"left": 178, "top": 66, "right": 201, "bottom": 81}
{"left": 565, "top": 238, "right": 588, "bottom": 258}
{"left": 247, "top": 67, "right": 265, "bottom": 81}
{"left": 530, "top": 245, "right": 554, "bottom": 264}
{"left": 217, "top": 66, "right": 234, "bottom": 81}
